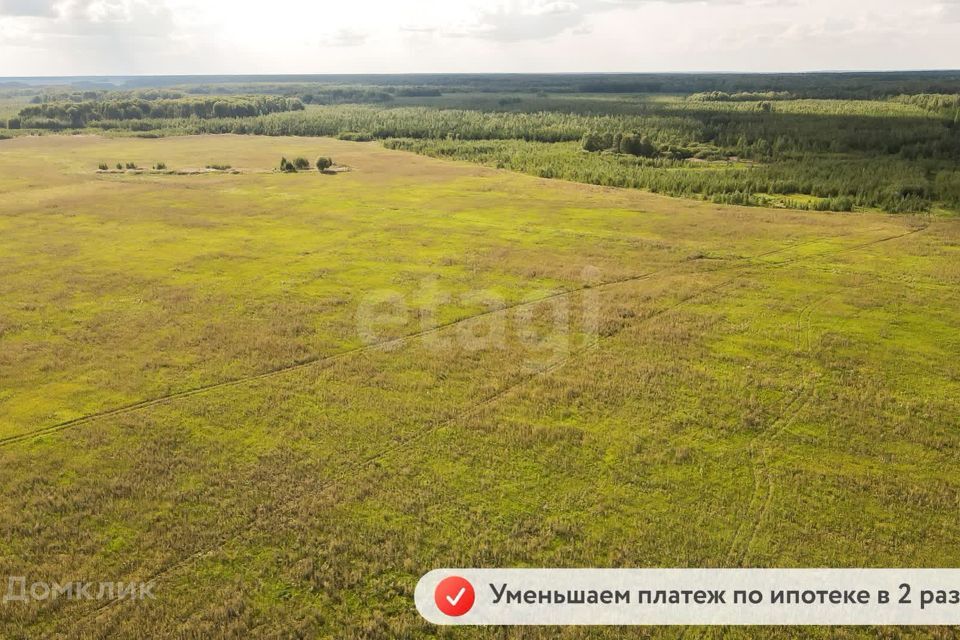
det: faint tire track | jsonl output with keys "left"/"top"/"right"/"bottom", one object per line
{"left": 71, "top": 226, "right": 887, "bottom": 630}
{"left": 1, "top": 226, "right": 862, "bottom": 450}
{"left": 722, "top": 290, "right": 828, "bottom": 569}
{"left": 719, "top": 224, "right": 930, "bottom": 568}
{"left": 66, "top": 268, "right": 746, "bottom": 632}
{"left": 19, "top": 222, "right": 930, "bottom": 632}
{"left": 718, "top": 221, "right": 930, "bottom": 567}
{"left": 0, "top": 266, "right": 675, "bottom": 449}
{"left": 722, "top": 387, "right": 812, "bottom": 567}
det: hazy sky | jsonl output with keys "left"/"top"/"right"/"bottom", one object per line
{"left": 0, "top": 0, "right": 957, "bottom": 76}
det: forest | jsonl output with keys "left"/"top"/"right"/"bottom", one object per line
{"left": 10, "top": 95, "right": 304, "bottom": 129}
{"left": 9, "top": 70, "right": 960, "bottom": 97}
{"left": 2, "top": 73, "right": 959, "bottom": 213}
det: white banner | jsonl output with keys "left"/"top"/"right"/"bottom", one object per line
{"left": 415, "top": 569, "right": 960, "bottom": 626}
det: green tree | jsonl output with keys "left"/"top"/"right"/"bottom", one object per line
{"left": 580, "top": 134, "right": 604, "bottom": 152}
{"left": 316, "top": 157, "right": 333, "bottom": 172}
{"left": 619, "top": 134, "right": 657, "bottom": 158}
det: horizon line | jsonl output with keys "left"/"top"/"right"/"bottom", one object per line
{"left": 2, "top": 68, "right": 960, "bottom": 81}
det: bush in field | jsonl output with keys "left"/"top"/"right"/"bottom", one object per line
{"left": 316, "top": 157, "right": 333, "bottom": 172}
{"left": 125, "top": 162, "right": 138, "bottom": 169}
{"left": 581, "top": 132, "right": 657, "bottom": 157}
{"left": 618, "top": 134, "right": 657, "bottom": 158}
{"left": 337, "top": 131, "right": 372, "bottom": 142}
{"left": 98, "top": 163, "right": 109, "bottom": 170}
{"left": 116, "top": 163, "right": 123, "bottom": 170}
{"left": 206, "top": 164, "right": 231, "bottom": 170}
{"left": 580, "top": 133, "right": 606, "bottom": 152}
{"left": 154, "top": 162, "right": 167, "bottom": 170}
{"left": 293, "top": 157, "right": 311, "bottom": 170}
{"left": 935, "top": 170, "right": 960, "bottom": 208}
{"left": 280, "top": 157, "right": 297, "bottom": 173}
{"left": 6, "top": 117, "right": 21, "bottom": 130}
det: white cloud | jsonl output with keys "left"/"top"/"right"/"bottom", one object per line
{"left": 936, "top": 0, "right": 960, "bottom": 21}
{"left": 0, "top": 0, "right": 56, "bottom": 17}
{"left": 322, "top": 28, "right": 368, "bottom": 47}
{"left": 0, "top": 0, "right": 957, "bottom": 75}
{"left": 448, "top": 0, "right": 746, "bottom": 42}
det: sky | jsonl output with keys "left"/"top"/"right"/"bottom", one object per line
{"left": 0, "top": 0, "right": 957, "bottom": 77}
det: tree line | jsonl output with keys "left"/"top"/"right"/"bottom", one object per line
{"left": 13, "top": 95, "right": 304, "bottom": 129}
{"left": 383, "top": 138, "right": 953, "bottom": 213}
{"left": 99, "top": 101, "right": 958, "bottom": 162}
{"left": 7, "top": 86, "right": 957, "bottom": 213}
{"left": 687, "top": 91, "right": 796, "bottom": 102}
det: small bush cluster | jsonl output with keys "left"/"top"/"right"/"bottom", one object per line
{"left": 98, "top": 161, "right": 168, "bottom": 171}
{"left": 337, "top": 131, "right": 373, "bottom": 142}
{"left": 280, "top": 156, "right": 335, "bottom": 173}
{"left": 581, "top": 132, "right": 658, "bottom": 158}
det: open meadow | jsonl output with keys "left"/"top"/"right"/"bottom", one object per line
{"left": 0, "top": 134, "right": 958, "bottom": 638}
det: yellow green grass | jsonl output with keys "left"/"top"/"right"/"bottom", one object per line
{"left": 0, "top": 135, "right": 957, "bottom": 638}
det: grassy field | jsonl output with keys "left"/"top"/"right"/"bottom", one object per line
{"left": 0, "top": 135, "right": 958, "bottom": 638}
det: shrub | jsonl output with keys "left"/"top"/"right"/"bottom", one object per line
{"left": 337, "top": 131, "right": 373, "bottom": 142}
{"left": 280, "top": 157, "right": 297, "bottom": 173}
{"left": 580, "top": 134, "right": 606, "bottom": 152}
{"left": 619, "top": 134, "right": 657, "bottom": 158}
{"left": 98, "top": 163, "right": 109, "bottom": 171}
{"left": 154, "top": 162, "right": 167, "bottom": 170}
{"left": 6, "top": 117, "right": 21, "bottom": 130}
{"left": 125, "top": 162, "right": 137, "bottom": 169}
{"left": 935, "top": 170, "right": 960, "bottom": 207}
{"left": 293, "top": 157, "right": 311, "bottom": 170}
{"left": 206, "top": 164, "right": 231, "bottom": 171}
{"left": 116, "top": 163, "right": 123, "bottom": 170}
{"left": 316, "top": 157, "right": 333, "bottom": 172}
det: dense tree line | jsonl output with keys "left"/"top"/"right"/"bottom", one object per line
{"left": 17, "top": 95, "right": 303, "bottom": 129}
{"left": 123, "top": 71, "right": 960, "bottom": 96}
{"left": 98, "top": 101, "right": 958, "bottom": 162}
{"left": 688, "top": 91, "right": 796, "bottom": 102}
{"left": 892, "top": 94, "right": 960, "bottom": 120}
{"left": 569, "top": 72, "right": 960, "bottom": 99}
{"left": 9, "top": 71, "right": 960, "bottom": 101}
{"left": 299, "top": 88, "right": 393, "bottom": 105}
{"left": 392, "top": 87, "right": 443, "bottom": 97}
{"left": 29, "top": 89, "right": 187, "bottom": 104}
{"left": 8, "top": 81, "right": 957, "bottom": 214}
{"left": 382, "top": 138, "right": 948, "bottom": 213}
